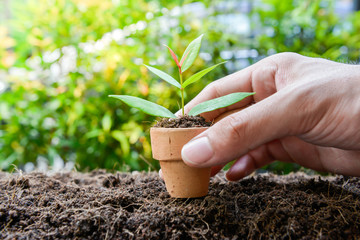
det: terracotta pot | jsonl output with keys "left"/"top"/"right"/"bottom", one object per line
{"left": 150, "top": 127, "right": 211, "bottom": 198}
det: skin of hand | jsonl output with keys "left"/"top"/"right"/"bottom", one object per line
{"left": 177, "top": 52, "right": 360, "bottom": 181}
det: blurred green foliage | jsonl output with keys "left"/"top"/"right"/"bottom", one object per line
{"left": 0, "top": 0, "right": 359, "bottom": 173}
{"left": 252, "top": 0, "right": 360, "bottom": 61}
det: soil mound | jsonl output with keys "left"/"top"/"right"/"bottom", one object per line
{"left": 0, "top": 171, "right": 359, "bottom": 239}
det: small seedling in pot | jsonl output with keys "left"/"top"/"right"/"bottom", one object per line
{"left": 109, "top": 34, "right": 254, "bottom": 118}
{"left": 109, "top": 35, "right": 255, "bottom": 198}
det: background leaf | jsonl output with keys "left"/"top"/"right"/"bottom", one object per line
{"left": 180, "top": 34, "right": 203, "bottom": 73}
{"left": 111, "top": 130, "right": 130, "bottom": 156}
{"left": 101, "top": 112, "right": 112, "bottom": 132}
{"left": 183, "top": 62, "right": 226, "bottom": 89}
{"left": 188, "top": 92, "right": 255, "bottom": 116}
{"left": 2, "top": 0, "right": 359, "bottom": 174}
{"left": 144, "top": 65, "right": 181, "bottom": 89}
{"left": 109, "top": 95, "right": 176, "bottom": 118}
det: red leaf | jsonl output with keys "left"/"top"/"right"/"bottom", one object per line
{"left": 180, "top": 49, "right": 190, "bottom": 67}
{"left": 163, "top": 44, "right": 181, "bottom": 69}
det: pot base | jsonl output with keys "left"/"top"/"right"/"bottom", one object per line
{"left": 160, "top": 160, "right": 211, "bottom": 198}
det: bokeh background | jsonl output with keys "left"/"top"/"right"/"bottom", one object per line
{"left": 0, "top": 0, "right": 359, "bottom": 173}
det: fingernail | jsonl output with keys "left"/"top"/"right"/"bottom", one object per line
{"left": 181, "top": 137, "right": 214, "bottom": 165}
{"left": 226, "top": 155, "right": 251, "bottom": 181}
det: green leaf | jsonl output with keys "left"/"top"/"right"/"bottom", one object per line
{"left": 180, "top": 34, "right": 203, "bottom": 73}
{"left": 188, "top": 92, "right": 255, "bottom": 116}
{"left": 182, "top": 61, "right": 226, "bottom": 89}
{"left": 111, "top": 130, "right": 130, "bottom": 156}
{"left": 84, "top": 129, "right": 102, "bottom": 139}
{"left": 102, "top": 112, "right": 112, "bottom": 132}
{"left": 144, "top": 64, "right": 181, "bottom": 89}
{"left": 0, "top": 153, "right": 17, "bottom": 170}
{"left": 109, "top": 95, "right": 176, "bottom": 118}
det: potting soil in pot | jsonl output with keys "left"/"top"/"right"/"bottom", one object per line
{"left": 154, "top": 115, "right": 212, "bottom": 128}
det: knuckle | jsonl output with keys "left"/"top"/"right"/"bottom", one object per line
{"left": 266, "top": 52, "right": 302, "bottom": 70}
{"left": 280, "top": 52, "right": 305, "bottom": 66}
{"left": 203, "top": 82, "right": 223, "bottom": 98}
{"left": 223, "top": 113, "right": 249, "bottom": 142}
{"left": 272, "top": 52, "right": 301, "bottom": 61}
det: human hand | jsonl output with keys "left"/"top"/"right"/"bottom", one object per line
{"left": 179, "top": 52, "right": 360, "bottom": 180}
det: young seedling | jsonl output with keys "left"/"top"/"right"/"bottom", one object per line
{"left": 109, "top": 35, "right": 254, "bottom": 118}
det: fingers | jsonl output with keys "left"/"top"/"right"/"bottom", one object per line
{"left": 176, "top": 58, "right": 264, "bottom": 119}
{"left": 210, "top": 165, "right": 224, "bottom": 177}
{"left": 181, "top": 89, "right": 301, "bottom": 168}
{"left": 182, "top": 69, "right": 254, "bottom": 120}
{"left": 175, "top": 68, "right": 254, "bottom": 118}
{"left": 225, "top": 140, "right": 293, "bottom": 181}
{"left": 178, "top": 53, "right": 300, "bottom": 120}
{"left": 226, "top": 155, "right": 258, "bottom": 181}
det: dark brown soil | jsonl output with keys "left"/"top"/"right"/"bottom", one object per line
{"left": 1, "top": 170, "right": 360, "bottom": 239}
{"left": 154, "top": 115, "right": 212, "bottom": 128}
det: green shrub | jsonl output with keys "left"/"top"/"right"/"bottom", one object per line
{"left": 0, "top": 0, "right": 231, "bottom": 171}
{"left": 252, "top": 0, "right": 360, "bottom": 62}
{"left": 0, "top": 0, "right": 359, "bottom": 173}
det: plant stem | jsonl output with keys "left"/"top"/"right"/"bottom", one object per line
{"left": 179, "top": 71, "right": 184, "bottom": 116}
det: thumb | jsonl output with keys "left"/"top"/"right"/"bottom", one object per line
{"left": 181, "top": 89, "right": 304, "bottom": 168}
